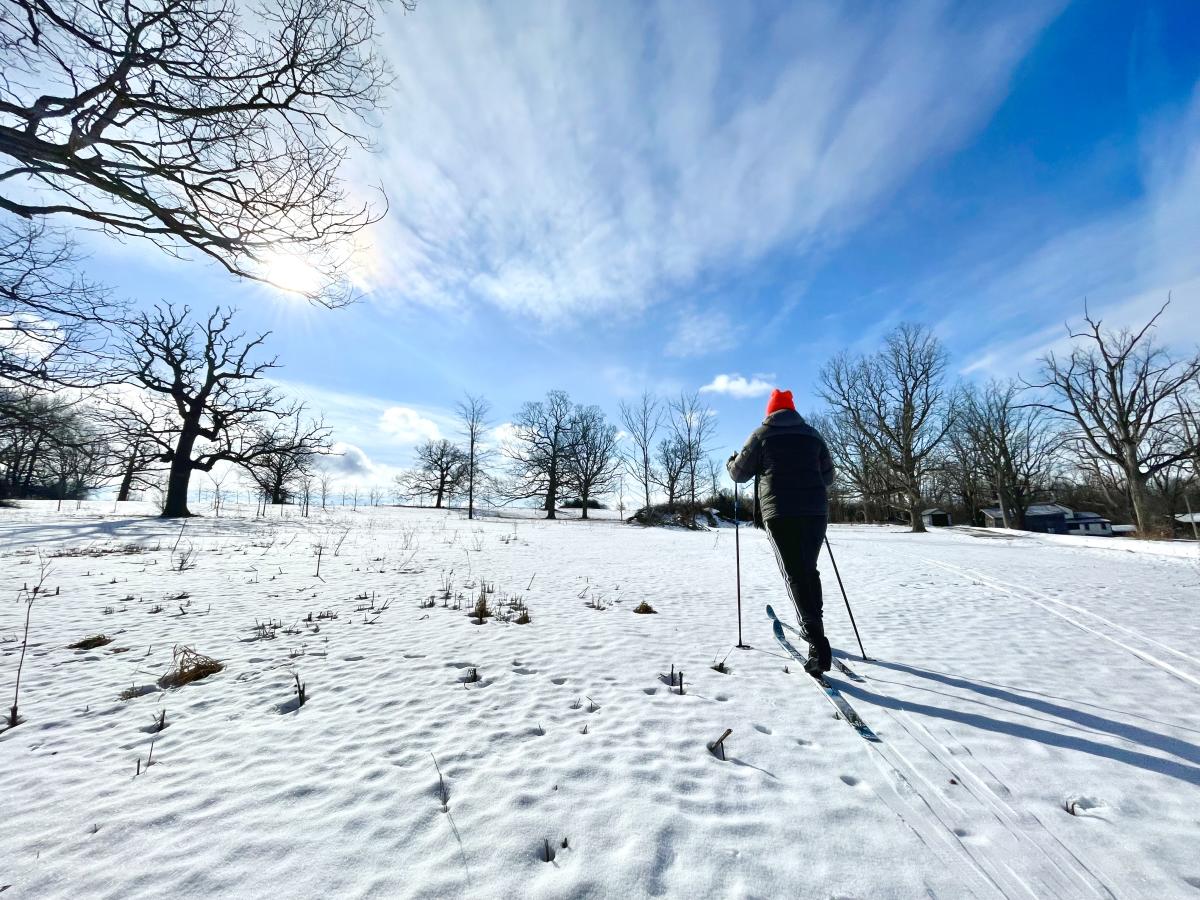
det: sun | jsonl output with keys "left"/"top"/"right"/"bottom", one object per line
{"left": 261, "top": 251, "right": 325, "bottom": 296}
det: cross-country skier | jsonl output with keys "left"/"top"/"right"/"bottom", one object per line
{"left": 727, "top": 388, "right": 835, "bottom": 676}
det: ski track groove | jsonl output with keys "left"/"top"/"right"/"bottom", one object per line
{"left": 923, "top": 555, "right": 1200, "bottom": 667}
{"left": 776, "top": 617, "right": 1030, "bottom": 898}
{"left": 938, "top": 726, "right": 1122, "bottom": 900}
{"left": 776, "top": 603, "right": 1122, "bottom": 899}
{"left": 892, "top": 708, "right": 1119, "bottom": 899}
{"left": 917, "top": 556, "right": 1200, "bottom": 690}
{"left": 872, "top": 718, "right": 1043, "bottom": 900}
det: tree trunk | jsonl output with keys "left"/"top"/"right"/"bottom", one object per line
{"left": 467, "top": 443, "right": 475, "bottom": 520}
{"left": 909, "top": 486, "right": 926, "bottom": 534}
{"left": 643, "top": 460, "right": 651, "bottom": 522}
{"left": 116, "top": 446, "right": 140, "bottom": 502}
{"left": 544, "top": 461, "right": 557, "bottom": 520}
{"left": 435, "top": 478, "right": 444, "bottom": 509}
{"left": 1127, "top": 469, "right": 1150, "bottom": 533}
{"left": 162, "top": 433, "right": 197, "bottom": 517}
{"left": 1009, "top": 496, "right": 1026, "bottom": 531}
{"left": 580, "top": 487, "right": 590, "bottom": 520}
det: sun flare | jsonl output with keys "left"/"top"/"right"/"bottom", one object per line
{"left": 261, "top": 251, "right": 325, "bottom": 296}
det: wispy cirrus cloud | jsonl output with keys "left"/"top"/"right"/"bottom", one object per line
{"left": 927, "top": 82, "right": 1200, "bottom": 377}
{"left": 666, "top": 308, "right": 741, "bottom": 358}
{"left": 357, "top": 2, "right": 1060, "bottom": 325}
{"left": 700, "top": 374, "right": 775, "bottom": 398}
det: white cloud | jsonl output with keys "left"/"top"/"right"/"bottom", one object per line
{"left": 378, "top": 406, "right": 442, "bottom": 444}
{"left": 320, "top": 442, "right": 376, "bottom": 477}
{"left": 355, "top": 3, "right": 1058, "bottom": 323}
{"left": 700, "top": 374, "right": 776, "bottom": 398}
{"left": 489, "top": 422, "right": 518, "bottom": 452}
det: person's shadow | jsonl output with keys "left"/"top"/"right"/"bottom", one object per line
{"left": 832, "top": 658, "right": 1200, "bottom": 786}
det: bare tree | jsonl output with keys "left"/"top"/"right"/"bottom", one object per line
{"left": 819, "top": 324, "right": 955, "bottom": 533}
{"left": 810, "top": 409, "right": 896, "bottom": 523}
{"left": 208, "top": 466, "right": 232, "bottom": 517}
{"left": 654, "top": 435, "right": 688, "bottom": 512}
{"left": 1180, "top": 395, "right": 1200, "bottom": 537}
{"left": 504, "top": 390, "right": 575, "bottom": 519}
{"left": 0, "top": 386, "right": 61, "bottom": 499}
{"left": 457, "top": 393, "right": 491, "bottom": 520}
{"left": 668, "top": 392, "right": 717, "bottom": 507}
{"left": 0, "top": 0, "right": 409, "bottom": 304}
{"left": 122, "top": 303, "right": 303, "bottom": 517}
{"left": 0, "top": 387, "right": 112, "bottom": 501}
{"left": 961, "top": 380, "right": 1061, "bottom": 530}
{"left": 618, "top": 391, "right": 663, "bottom": 519}
{"left": 91, "top": 397, "right": 167, "bottom": 502}
{"left": 562, "top": 405, "right": 620, "bottom": 519}
{"left": 1031, "top": 302, "right": 1200, "bottom": 532}
{"left": 401, "top": 438, "right": 466, "bottom": 509}
{"left": 240, "top": 409, "right": 332, "bottom": 505}
{"left": 937, "top": 415, "right": 989, "bottom": 526}
{"left": 1, "top": 220, "right": 119, "bottom": 389}
{"left": 317, "top": 469, "right": 335, "bottom": 510}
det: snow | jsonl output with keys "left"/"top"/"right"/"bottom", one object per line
{"left": 2, "top": 503, "right": 1199, "bottom": 899}
{"left": 964, "top": 525, "right": 1199, "bottom": 559}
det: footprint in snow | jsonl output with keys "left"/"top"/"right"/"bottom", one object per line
{"left": 512, "top": 667, "right": 537, "bottom": 676}
{"left": 642, "top": 687, "right": 657, "bottom": 695}
{"left": 1063, "top": 795, "right": 1108, "bottom": 818}
{"left": 550, "top": 677, "right": 568, "bottom": 685}
{"left": 753, "top": 724, "right": 772, "bottom": 735}
{"left": 839, "top": 774, "right": 862, "bottom": 787}
{"left": 715, "top": 694, "right": 729, "bottom": 702}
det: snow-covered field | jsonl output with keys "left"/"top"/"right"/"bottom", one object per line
{"left": 2, "top": 502, "right": 1198, "bottom": 899}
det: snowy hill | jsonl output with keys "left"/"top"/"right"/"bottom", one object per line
{"left": 2, "top": 503, "right": 1198, "bottom": 898}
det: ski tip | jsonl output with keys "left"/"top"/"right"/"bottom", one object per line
{"left": 766, "top": 604, "right": 777, "bottom": 619}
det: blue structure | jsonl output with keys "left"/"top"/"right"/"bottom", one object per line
{"left": 981, "top": 503, "right": 1112, "bottom": 536}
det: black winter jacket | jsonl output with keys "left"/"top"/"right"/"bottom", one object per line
{"left": 726, "top": 410, "right": 834, "bottom": 520}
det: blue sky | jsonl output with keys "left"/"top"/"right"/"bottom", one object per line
{"left": 81, "top": 0, "right": 1200, "bottom": 489}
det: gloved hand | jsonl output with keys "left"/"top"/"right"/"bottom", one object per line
{"left": 727, "top": 452, "right": 737, "bottom": 464}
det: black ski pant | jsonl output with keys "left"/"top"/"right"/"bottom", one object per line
{"left": 765, "top": 515, "right": 826, "bottom": 641}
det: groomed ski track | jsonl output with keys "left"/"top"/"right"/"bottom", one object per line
{"left": 768, "top": 605, "right": 1118, "bottom": 899}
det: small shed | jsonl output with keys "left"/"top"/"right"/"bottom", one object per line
{"left": 921, "top": 508, "right": 952, "bottom": 527}
{"left": 980, "top": 507, "right": 1005, "bottom": 528}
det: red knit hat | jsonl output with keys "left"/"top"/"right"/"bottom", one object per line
{"left": 766, "top": 388, "right": 795, "bottom": 416}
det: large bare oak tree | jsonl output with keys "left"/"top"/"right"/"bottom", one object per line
{"left": 0, "top": 0, "right": 409, "bottom": 305}
{"left": 1031, "top": 302, "right": 1200, "bottom": 532}
{"left": 124, "top": 303, "right": 307, "bottom": 517}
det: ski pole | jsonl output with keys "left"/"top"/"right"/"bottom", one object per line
{"left": 734, "top": 486, "right": 749, "bottom": 649}
{"left": 824, "top": 535, "right": 868, "bottom": 660}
